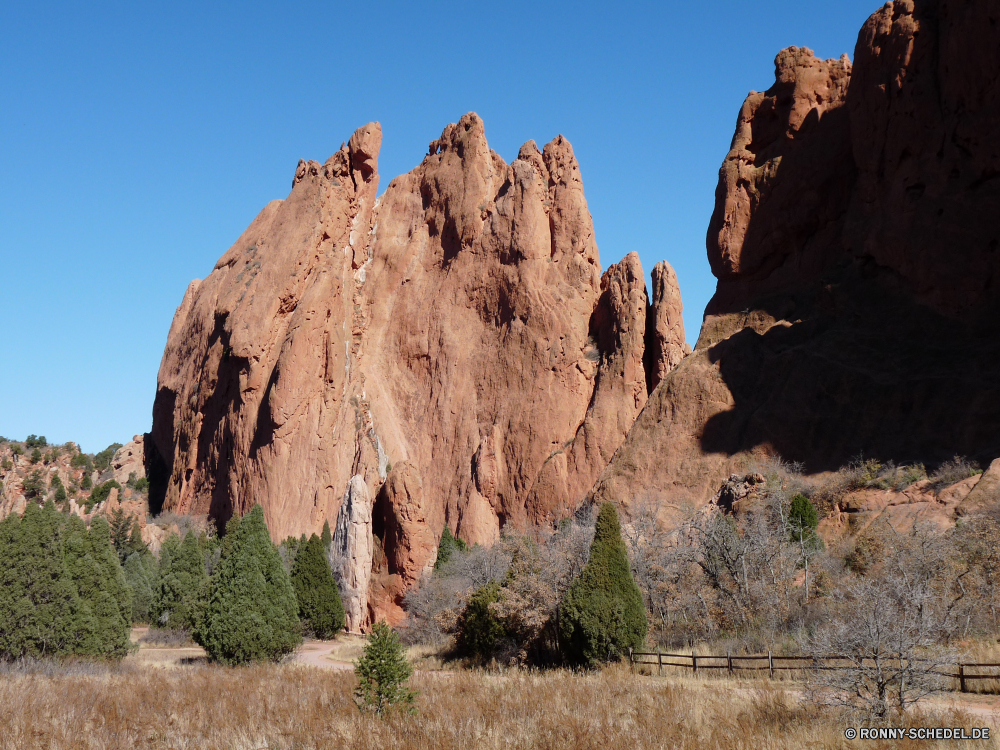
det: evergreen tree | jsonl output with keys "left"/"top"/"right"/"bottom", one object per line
{"left": 123, "top": 551, "right": 158, "bottom": 624}
{"left": 434, "top": 526, "right": 467, "bottom": 570}
{"left": 321, "top": 520, "right": 332, "bottom": 553}
{"left": 789, "top": 494, "right": 821, "bottom": 546}
{"left": 558, "top": 503, "right": 647, "bottom": 667}
{"left": 63, "top": 515, "right": 132, "bottom": 658}
{"left": 457, "top": 581, "right": 506, "bottom": 659}
{"left": 291, "top": 533, "right": 345, "bottom": 638}
{"left": 153, "top": 531, "right": 208, "bottom": 631}
{"left": 127, "top": 521, "right": 147, "bottom": 558}
{"left": 195, "top": 505, "right": 301, "bottom": 664}
{"left": 108, "top": 508, "right": 135, "bottom": 563}
{"left": 354, "top": 621, "right": 416, "bottom": 715}
{"left": 0, "top": 502, "right": 78, "bottom": 659}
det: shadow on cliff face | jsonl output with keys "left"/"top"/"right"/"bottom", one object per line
{"left": 700, "top": 262, "right": 1000, "bottom": 473}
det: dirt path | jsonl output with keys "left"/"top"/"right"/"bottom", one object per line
{"left": 291, "top": 640, "right": 354, "bottom": 671}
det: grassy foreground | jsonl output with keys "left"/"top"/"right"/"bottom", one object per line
{"left": 0, "top": 661, "right": 993, "bottom": 750}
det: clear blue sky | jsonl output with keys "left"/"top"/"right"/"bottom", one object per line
{"left": 0, "top": 0, "right": 880, "bottom": 453}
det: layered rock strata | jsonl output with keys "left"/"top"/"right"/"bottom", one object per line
{"left": 151, "top": 113, "right": 687, "bottom": 626}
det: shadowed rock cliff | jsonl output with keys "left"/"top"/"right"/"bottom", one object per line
{"left": 591, "top": 0, "right": 1000, "bottom": 519}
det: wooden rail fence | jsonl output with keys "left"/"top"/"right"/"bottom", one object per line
{"left": 628, "top": 650, "right": 1000, "bottom": 693}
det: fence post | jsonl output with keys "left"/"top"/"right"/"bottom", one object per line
{"left": 727, "top": 651, "right": 733, "bottom": 676}
{"left": 768, "top": 651, "right": 774, "bottom": 679}
{"left": 960, "top": 664, "right": 967, "bottom": 693}
{"left": 692, "top": 652, "right": 698, "bottom": 676}
{"left": 658, "top": 652, "right": 663, "bottom": 676}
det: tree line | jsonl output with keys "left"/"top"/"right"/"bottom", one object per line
{"left": 0, "top": 503, "right": 346, "bottom": 665}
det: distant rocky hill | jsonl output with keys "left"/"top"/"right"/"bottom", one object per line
{"left": 0, "top": 434, "right": 176, "bottom": 551}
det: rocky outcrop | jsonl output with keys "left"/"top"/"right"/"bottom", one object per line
{"left": 150, "top": 113, "right": 688, "bottom": 627}
{"left": 592, "top": 0, "right": 1000, "bottom": 513}
{"left": 332, "top": 476, "right": 373, "bottom": 633}
{"left": 645, "top": 261, "right": 690, "bottom": 392}
{"left": 112, "top": 435, "right": 147, "bottom": 486}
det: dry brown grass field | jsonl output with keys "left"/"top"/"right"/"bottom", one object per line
{"left": 0, "top": 658, "right": 996, "bottom": 750}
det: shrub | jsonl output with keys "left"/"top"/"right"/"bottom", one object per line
{"left": 1, "top": 459, "right": 11, "bottom": 471}
{"left": 80, "top": 474, "right": 93, "bottom": 491}
{"left": 457, "top": 581, "right": 506, "bottom": 660}
{"left": 929, "top": 456, "right": 981, "bottom": 492}
{"left": 93, "top": 444, "right": 123, "bottom": 472}
{"left": 354, "top": 621, "right": 416, "bottom": 715}
{"left": 291, "top": 533, "right": 345, "bottom": 639}
{"left": 11, "top": 445, "right": 23, "bottom": 456}
{"left": 29, "top": 448, "right": 42, "bottom": 465}
{"left": 558, "top": 503, "right": 647, "bottom": 667}
{"left": 25, "top": 435, "right": 47, "bottom": 449}
{"left": 434, "top": 526, "right": 467, "bottom": 570}
{"left": 87, "top": 480, "right": 121, "bottom": 511}
{"left": 71, "top": 452, "right": 93, "bottom": 470}
{"left": 196, "top": 506, "right": 301, "bottom": 664}
{"left": 54, "top": 485, "right": 67, "bottom": 504}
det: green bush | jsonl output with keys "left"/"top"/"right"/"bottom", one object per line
{"left": 195, "top": 506, "right": 301, "bottom": 664}
{"left": 11, "top": 445, "right": 23, "bottom": 456}
{"left": 71, "top": 452, "right": 93, "bottom": 470}
{"left": 434, "top": 526, "right": 468, "bottom": 570}
{"left": 25, "top": 435, "right": 47, "bottom": 449}
{"left": 93, "top": 444, "right": 123, "bottom": 472}
{"left": 87, "top": 480, "right": 122, "bottom": 511}
{"left": 354, "top": 621, "right": 416, "bottom": 715}
{"left": 1, "top": 459, "right": 11, "bottom": 471}
{"left": 29, "top": 448, "right": 42, "bottom": 465}
{"left": 291, "top": 533, "right": 345, "bottom": 638}
{"left": 81, "top": 473, "right": 93, "bottom": 490}
{"left": 558, "top": 503, "right": 647, "bottom": 668}
{"left": 457, "top": 581, "right": 506, "bottom": 659}
{"left": 126, "top": 472, "right": 150, "bottom": 492}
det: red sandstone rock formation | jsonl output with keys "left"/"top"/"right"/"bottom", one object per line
{"left": 592, "top": 0, "right": 1000, "bottom": 516}
{"left": 150, "top": 113, "right": 688, "bottom": 626}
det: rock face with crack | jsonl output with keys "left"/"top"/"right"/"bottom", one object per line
{"left": 591, "top": 0, "right": 1000, "bottom": 519}
{"left": 150, "top": 113, "right": 688, "bottom": 627}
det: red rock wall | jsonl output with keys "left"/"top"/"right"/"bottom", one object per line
{"left": 151, "top": 113, "right": 688, "bottom": 624}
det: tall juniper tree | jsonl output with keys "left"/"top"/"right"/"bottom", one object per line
{"left": 558, "top": 502, "right": 647, "bottom": 667}
{"left": 196, "top": 506, "right": 301, "bottom": 664}
{"left": 153, "top": 531, "right": 208, "bottom": 631}
{"left": 291, "top": 533, "right": 345, "bottom": 638}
